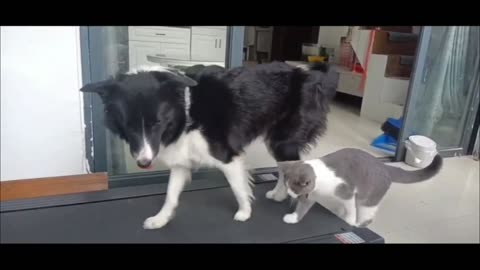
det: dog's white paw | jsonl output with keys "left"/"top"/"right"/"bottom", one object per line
{"left": 283, "top": 213, "right": 299, "bottom": 224}
{"left": 143, "top": 215, "right": 170, "bottom": 230}
{"left": 266, "top": 190, "right": 288, "bottom": 202}
{"left": 234, "top": 209, "right": 251, "bottom": 222}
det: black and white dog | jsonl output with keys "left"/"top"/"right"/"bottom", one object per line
{"left": 80, "top": 62, "right": 339, "bottom": 229}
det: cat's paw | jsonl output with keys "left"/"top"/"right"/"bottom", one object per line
{"left": 356, "top": 219, "right": 373, "bottom": 228}
{"left": 344, "top": 216, "right": 357, "bottom": 227}
{"left": 266, "top": 190, "right": 276, "bottom": 199}
{"left": 283, "top": 213, "right": 299, "bottom": 224}
{"left": 336, "top": 206, "right": 347, "bottom": 219}
{"left": 143, "top": 215, "right": 170, "bottom": 230}
{"left": 266, "top": 190, "right": 288, "bottom": 202}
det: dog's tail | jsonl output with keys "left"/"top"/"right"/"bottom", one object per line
{"left": 301, "top": 62, "right": 338, "bottom": 100}
{"left": 388, "top": 154, "right": 443, "bottom": 184}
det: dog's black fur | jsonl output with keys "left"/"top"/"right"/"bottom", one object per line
{"left": 80, "top": 61, "right": 339, "bottom": 165}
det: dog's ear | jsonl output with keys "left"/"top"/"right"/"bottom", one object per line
{"left": 151, "top": 70, "right": 198, "bottom": 87}
{"left": 80, "top": 79, "right": 118, "bottom": 100}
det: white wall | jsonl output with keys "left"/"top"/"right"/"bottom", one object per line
{"left": 317, "top": 26, "right": 349, "bottom": 46}
{"left": 1, "top": 26, "right": 87, "bottom": 181}
{"left": 317, "top": 26, "right": 349, "bottom": 63}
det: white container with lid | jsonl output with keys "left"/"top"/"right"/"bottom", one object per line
{"left": 404, "top": 135, "right": 438, "bottom": 168}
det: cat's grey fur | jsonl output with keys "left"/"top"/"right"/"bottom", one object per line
{"left": 279, "top": 148, "right": 443, "bottom": 227}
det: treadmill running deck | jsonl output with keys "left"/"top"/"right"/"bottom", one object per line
{"left": 1, "top": 182, "right": 383, "bottom": 243}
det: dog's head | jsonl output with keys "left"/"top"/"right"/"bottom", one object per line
{"left": 80, "top": 66, "right": 197, "bottom": 169}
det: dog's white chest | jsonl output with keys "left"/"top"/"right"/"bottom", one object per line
{"left": 158, "top": 129, "right": 221, "bottom": 169}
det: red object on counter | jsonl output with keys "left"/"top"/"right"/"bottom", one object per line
{"left": 354, "top": 63, "right": 364, "bottom": 73}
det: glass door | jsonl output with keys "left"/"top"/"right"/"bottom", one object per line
{"left": 81, "top": 26, "right": 246, "bottom": 187}
{"left": 396, "top": 26, "right": 480, "bottom": 160}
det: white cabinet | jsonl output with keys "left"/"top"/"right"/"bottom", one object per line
{"left": 191, "top": 27, "right": 226, "bottom": 36}
{"left": 129, "top": 41, "right": 190, "bottom": 68}
{"left": 128, "top": 26, "right": 191, "bottom": 44}
{"left": 191, "top": 27, "right": 227, "bottom": 62}
{"left": 128, "top": 26, "right": 227, "bottom": 70}
{"left": 350, "top": 27, "right": 372, "bottom": 68}
{"left": 337, "top": 71, "right": 363, "bottom": 97}
{"left": 191, "top": 34, "right": 226, "bottom": 62}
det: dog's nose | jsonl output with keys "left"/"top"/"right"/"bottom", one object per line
{"left": 137, "top": 159, "right": 152, "bottom": 169}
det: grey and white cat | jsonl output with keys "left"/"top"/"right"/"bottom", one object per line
{"left": 278, "top": 148, "right": 443, "bottom": 227}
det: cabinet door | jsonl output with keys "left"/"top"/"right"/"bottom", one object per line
{"left": 129, "top": 41, "right": 190, "bottom": 69}
{"left": 191, "top": 34, "right": 226, "bottom": 62}
{"left": 128, "top": 26, "right": 191, "bottom": 44}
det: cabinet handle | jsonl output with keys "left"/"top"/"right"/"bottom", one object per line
{"left": 146, "top": 55, "right": 166, "bottom": 64}
{"left": 147, "top": 54, "right": 165, "bottom": 64}
{"left": 215, "top": 39, "right": 218, "bottom": 48}
{"left": 155, "top": 33, "right": 166, "bottom": 36}
{"left": 219, "top": 39, "right": 222, "bottom": 48}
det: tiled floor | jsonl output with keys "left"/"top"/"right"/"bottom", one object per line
{"left": 372, "top": 156, "right": 479, "bottom": 243}
{"left": 245, "top": 99, "right": 480, "bottom": 243}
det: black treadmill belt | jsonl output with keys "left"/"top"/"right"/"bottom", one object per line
{"left": 1, "top": 182, "right": 355, "bottom": 243}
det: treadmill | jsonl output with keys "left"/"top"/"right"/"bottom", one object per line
{"left": 0, "top": 169, "right": 384, "bottom": 243}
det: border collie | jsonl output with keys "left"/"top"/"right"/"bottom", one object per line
{"left": 80, "top": 61, "right": 339, "bottom": 229}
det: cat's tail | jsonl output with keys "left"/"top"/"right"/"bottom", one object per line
{"left": 389, "top": 154, "right": 443, "bottom": 184}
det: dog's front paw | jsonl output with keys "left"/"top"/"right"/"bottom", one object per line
{"left": 283, "top": 213, "right": 299, "bottom": 224}
{"left": 234, "top": 209, "right": 251, "bottom": 222}
{"left": 143, "top": 215, "right": 170, "bottom": 230}
{"left": 266, "top": 190, "right": 288, "bottom": 202}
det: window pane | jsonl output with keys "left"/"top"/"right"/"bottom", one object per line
{"left": 404, "top": 26, "right": 480, "bottom": 149}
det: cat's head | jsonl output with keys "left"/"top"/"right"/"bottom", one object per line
{"left": 278, "top": 161, "right": 316, "bottom": 198}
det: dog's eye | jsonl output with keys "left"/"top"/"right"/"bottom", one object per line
{"left": 154, "top": 120, "right": 162, "bottom": 126}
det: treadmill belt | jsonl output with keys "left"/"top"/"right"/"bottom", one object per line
{"left": 1, "top": 182, "right": 354, "bottom": 243}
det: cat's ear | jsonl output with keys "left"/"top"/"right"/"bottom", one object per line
{"left": 277, "top": 160, "right": 299, "bottom": 173}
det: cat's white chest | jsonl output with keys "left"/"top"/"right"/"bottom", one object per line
{"left": 305, "top": 159, "right": 346, "bottom": 197}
